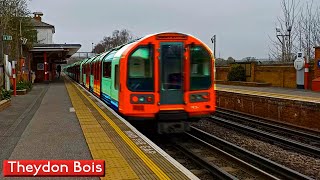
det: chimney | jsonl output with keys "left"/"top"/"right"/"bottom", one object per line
{"left": 33, "top": 12, "right": 44, "bottom": 21}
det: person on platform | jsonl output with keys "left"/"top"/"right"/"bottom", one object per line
{"left": 31, "top": 70, "right": 36, "bottom": 84}
{"left": 57, "top": 65, "right": 61, "bottom": 79}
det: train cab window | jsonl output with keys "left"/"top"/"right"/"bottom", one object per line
{"left": 127, "top": 46, "right": 154, "bottom": 92}
{"left": 190, "top": 45, "right": 212, "bottom": 90}
{"left": 103, "top": 62, "right": 111, "bottom": 78}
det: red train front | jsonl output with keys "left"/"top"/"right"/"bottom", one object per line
{"left": 118, "top": 32, "right": 216, "bottom": 133}
{"left": 67, "top": 32, "right": 216, "bottom": 134}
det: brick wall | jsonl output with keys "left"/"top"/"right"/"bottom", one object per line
{"left": 216, "top": 66, "right": 229, "bottom": 81}
{"left": 254, "top": 65, "right": 296, "bottom": 88}
{"left": 315, "top": 47, "right": 320, "bottom": 78}
{"left": 0, "top": 99, "right": 11, "bottom": 112}
{"left": 216, "top": 91, "right": 320, "bottom": 130}
{"left": 215, "top": 63, "right": 316, "bottom": 89}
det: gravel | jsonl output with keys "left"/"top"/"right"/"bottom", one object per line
{"left": 192, "top": 119, "right": 320, "bottom": 179}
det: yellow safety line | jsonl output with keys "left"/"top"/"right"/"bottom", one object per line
{"left": 69, "top": 79, "right": 171, "bottom": 180}
{"left": 217, "top": 87, "right": 320, "bottom": 103}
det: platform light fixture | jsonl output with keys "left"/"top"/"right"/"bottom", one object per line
{"left": 276, "top": 26, "right": 292, "bottom": 62}
{"left": 211, "top": 35, "right": 216, "bottom": 58}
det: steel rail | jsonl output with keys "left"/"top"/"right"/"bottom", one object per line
{"left": 179, "top": 134, "right": 279, "bottom": 180}
{"left": 216, "top": 108, "right": 320, "bottom": 143}
{"left": 173, "top": 142, "right": 237, "bottom": 180}
{"left": 216, "top": 108, "right": 320, "bottom": 137}
{"left": 210, "top": 115, "right": 320, "bottom": 158}
{"left": 189, "top": 126, "right": 313, "bottom": 180}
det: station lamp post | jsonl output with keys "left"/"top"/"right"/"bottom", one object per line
{"left": 276, "top": 26, "right": 292, "bottom": 62}
{"left": 211, "top": 35, "right": 216, "bottom": 58}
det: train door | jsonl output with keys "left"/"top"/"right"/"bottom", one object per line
{"left": 159, "top": 42, "right": 184, "bottom": 104}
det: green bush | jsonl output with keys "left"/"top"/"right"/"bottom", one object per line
{"left": 227, "top": 64, "right": 246, "bottom": 81}
{"left": 16, "top": 80, "right": 32, "bottom": 91}
{"left": 1, "top": 88, "right": 11, "bottom": 100}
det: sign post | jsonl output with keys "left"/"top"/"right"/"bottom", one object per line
{"left": 294, "top": 52, "right": 305, "bottom": 89}
{"left": 12, "top": 61, "right": 16, "bottom": 96}
{"left": 4, "top": 55, "right": 12, "bottom": 91}
{"left": 3, "top": 35, "right": 12, "bottom": 41}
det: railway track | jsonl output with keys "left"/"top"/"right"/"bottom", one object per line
{"left": 187, "top": 126, "right": 313, "bottom": 180}
{"left": 210, "top": 109, "right": 320, "bottom": 158}
{"left": 171, "top": 134, "right": 277, "bottom": 180}
{"left": 216, "top": 108, "right": 320, "bottom": 146}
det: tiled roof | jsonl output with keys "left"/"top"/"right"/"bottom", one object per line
{"left": 31, "top": 18, "right": 54, "bottom": 28}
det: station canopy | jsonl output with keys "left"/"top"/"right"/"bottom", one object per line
{"left": 29, "top": 44, "right": 81, "bottom": 64}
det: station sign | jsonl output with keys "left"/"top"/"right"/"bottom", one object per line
{"left": 3, "top": 35, "right": 12, "bottom": 41}
{"left": 294, "top": 58, "right": 304, "bottom": 71}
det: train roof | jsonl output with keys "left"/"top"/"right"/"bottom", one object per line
{"left": 66, "top": 31, "right": 213, "bottom": 69}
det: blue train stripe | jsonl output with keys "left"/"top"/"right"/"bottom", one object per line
{"left": 101, "top": 93, "right": 111, "bottom": 105}
{"left": 101, "top": 92, "right": 118, "bottom": 111}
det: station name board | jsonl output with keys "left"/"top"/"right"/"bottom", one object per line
{"left": 2, "top": 160, "right": 105, "bottom": 177}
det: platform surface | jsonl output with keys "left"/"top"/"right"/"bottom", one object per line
{"left": 65, "top": 77, "right": 197, "bottom": 180}
{"left": 216, "top": 84, "right": 320, "bottom": 103}
{"left": 0, "top": 76, "right": 198, "bottom": 179}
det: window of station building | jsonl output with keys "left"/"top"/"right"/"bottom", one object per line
{"left": 127, "top": 46, "right": 154, "bottom": 92}
{"left": 103, "top": 62, "right": 111, "bottom": 78}
{"left": 190, "top": 45, "right": 212, "bottom": 90}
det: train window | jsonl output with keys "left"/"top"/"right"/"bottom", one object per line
{"left": 127, "top": 46, "right": 154, "bottom": 92}
{"left": 103, "top": 62, "right": 111, "bottom": 78}
{"left": 104, "top": 51, "right": 117, "bottom": 61}
{"left": 190, "top": 45, "right": 212, "bottom": 90}
{"left": 115, "top": 65, "right": 119, "bottom": 90}
{"left": 90, "top": 63, "right": 94, "bottom": 75}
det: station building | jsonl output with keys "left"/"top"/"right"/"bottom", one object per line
{"left": 26, "top": 12, "right": 81, "bottom": 83}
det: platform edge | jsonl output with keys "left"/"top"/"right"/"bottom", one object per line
{"left": 76, "top": 82, "right": 200, "bottom": 180}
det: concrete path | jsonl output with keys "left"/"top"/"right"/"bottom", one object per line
{"left": 0, "top": 79, "right": 97, "bottom": 179}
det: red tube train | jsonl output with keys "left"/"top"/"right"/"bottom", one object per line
{"left": 65, "top": 32, "right": 216, "bottom": 133}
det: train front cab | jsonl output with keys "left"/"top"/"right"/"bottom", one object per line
{"left": 119, "top": 33, "right": 216, "bottom": 133}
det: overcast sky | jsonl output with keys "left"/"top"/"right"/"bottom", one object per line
{"left": 28, "top": 0, "right": 303, "bottom": 59}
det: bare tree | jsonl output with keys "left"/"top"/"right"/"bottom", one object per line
{"left": 297, "top": 0, "right": 320, "bottom": 61}
{"left": 269, "top": 0, "right": 301, "bottom": 62}
{"left": 93, "top": 29, "right": 134, "bottom": 54}
{"left": 0, "top": 0, "right": 36, "bottom": 64}
{"left": 270, "top": 0, "right": 320, "bottom": 62}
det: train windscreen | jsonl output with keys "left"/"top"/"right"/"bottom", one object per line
{"left": 190, "top": 45, "right": 212, "bottom": 90}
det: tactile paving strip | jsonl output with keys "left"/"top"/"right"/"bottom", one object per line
{"left": 66, "top": 78, "right": 192, "bottom": 180}
{"left": 65, "top": 80, "right": 139, "bottom": 180}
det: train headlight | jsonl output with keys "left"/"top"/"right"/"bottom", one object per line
{"left": 130, "top": 94, "right": 154, "bottom": 104}
{"left": 147, "top": 96, "right": 153, "bottom": 102}
{"left": 139, "top": 97, "right": 145, "bottom": 102}
{"left": 132, "top": 96, "right": 139, "bottom": 103}
{"left": 189, "top": 92, "right": 210, "bottom": 102}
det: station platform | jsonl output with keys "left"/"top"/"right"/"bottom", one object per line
{"left": 0, "top": 76, "right": 198, "bottom": 180}
{"left": 215, "top": 84, "right": 320, "bottom": 131}
{"left": 216, "top": 84, "right": 320, "bottom": 103}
